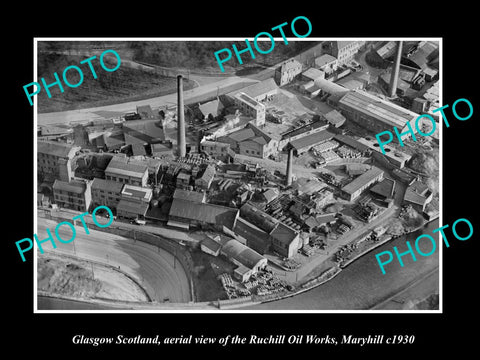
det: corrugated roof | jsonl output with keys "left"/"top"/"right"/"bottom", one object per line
{"left": 282, "top": 118, "right": 328, "bottom": 140}
{"left": 338, "top": 90, "right": 419, "bottom": 129}
{"left": 289, "top": 129, "right": 335, "bottom": 151}
{"left": 334, "top": 134, "right": 370, "bottom": 152}
{"left": 236, "top": 92, "right": 261, "bottom": 107}
{"left": 314, "top": 78, "right": 349, "bottom": 95}
{"left": 169, "top": 198, "right": 238, "bottom": 228}
{"left": 341, "top": 167, "right": 384, "bottom": 195}
{"left": 222, "top": 239, "right": 266, "bottom": 269}
{"left": 240, "top": 202, "right": 278, "bottom": 233}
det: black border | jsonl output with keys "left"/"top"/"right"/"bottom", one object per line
{"left": 7, "top": 6, "right": 478, "bottom": 356}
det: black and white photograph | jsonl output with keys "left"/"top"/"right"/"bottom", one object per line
{"left": 6, "top": 6, "right": 478, "bottom": 356}
{"left": 33, "top": 39, "right": 441, "bottom": 312}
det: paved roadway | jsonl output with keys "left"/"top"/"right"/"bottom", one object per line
{"left": 37, "top": 218, "right": 191, "bottom": 304}
{"left": 36, "top": 41, "right": 325, "bottom": 126}
{"left": 37, "top": 75, "right": 259, "bottom": 126}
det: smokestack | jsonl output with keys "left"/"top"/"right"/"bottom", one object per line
{"left": 388, "top": 41, "right": 403, "bottom": 98}
{"left": 286, "top": 148, "right": 293, "bottom": 186}
{"left": 177, "top": 74, "right": 186, "bottom": 158}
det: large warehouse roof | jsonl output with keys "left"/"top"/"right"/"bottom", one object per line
{"left": 169, "top": 198, "right": 239, "bottom": 229}
{"left": 289, "top": 129, "right": 335, "bottom": 152}
{"left": 105, "top": 157, "right": 148, "bottom": 178}
{"left": 338, "top": 90, "right": 419, "bottom": 129}
{"left": 314, "top": 78, "right": 349, "bottom": 96}
{"left": 222, "top": 239, "right": 267, "bottom": 270}
{"left": 341, "top": 166, "right": 384, "bottom": 195}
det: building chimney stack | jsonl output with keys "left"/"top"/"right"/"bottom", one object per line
{"left": 177, "top": 74, "right": 186, "bottom": 158}
{"left": 286, "top": 147, "right": 293, "bottom": 186}
{"left": 388, "top": 41, "right": 403, "bottom": 98}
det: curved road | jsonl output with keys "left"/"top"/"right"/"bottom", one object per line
{"left": 37, "top": 218, "right": 191, "bottom": 305}
{"left": 37, "top": 75, "right": 259, "bottom": 126}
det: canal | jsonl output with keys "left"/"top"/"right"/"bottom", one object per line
{"left": 244, "top": 219, "right": 440, "bottom": 310}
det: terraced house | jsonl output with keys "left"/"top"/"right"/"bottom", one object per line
{"left": 52, "top": 179, "right": 91, "bottom": 212}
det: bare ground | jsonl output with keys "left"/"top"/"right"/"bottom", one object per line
{"left": 38, "top": 255, "right": 149, "bottom": 302}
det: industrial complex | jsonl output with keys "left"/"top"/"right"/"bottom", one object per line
{"left": 37, "top": 40, "right": 440, "bottom": 309}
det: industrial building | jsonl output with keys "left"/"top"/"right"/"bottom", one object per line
{"left": 323, "top": 41, "right": 360, "bottom": 66}
{"left": 341, "top": 166, "right": 384, "bottom": 201}
{"left": 356, "top": 137, "right": 412, "bottom": 169}
{"left": 235, "top": 78, "right": 278, "bottom": 103}
{"left": 221, "top": 239, "right": 268, "bottom": 283}
{"left": 220, "top": 123, "right": 278, "bottom": 159}
{"left": 233, "top": 217, "right": 272, "bottom": 255}
{"left": 301, "top": 67, "right": 325, "bottom": 82}
{"left": 200, "top": 140, "right": 233, "bottom": 162}
{"left": 313, "top": 77, "right": 349, "bottom": 99}
{"left": 337, "top": 89, "right": 420, "bottom": 136}
{"left": 239, "top": 202, "right": 301, "bottom": 258}
{"left": 323, "top": 109, "right": 346, "bottom": 128}
{"left": 288, "top": 129, "right": 335, "bottom": 155}
{"left": 403, "top": 180, "right": 433, "bottom": 212}
{"left": 195, "top": 164, "right": 216, "bottom": 190}
{"left": 91, "top": 178, "right": 124, "bottom": 211}
{"left": 377, "top": 72, "right": 410, "bottom": 97}
{"left": 274, "top": 58, "right": 302, "bottom": 86}
{"left": 370, "top": 178, "right": 396, "bottom": 200}
{"left": 269, "top": 222, "right": 301, "bottom": 258}
{"left": 52, "top": 179, "right": 92, "bottom": 212}
{"left": 104, "top": 157, "right": 149, "bottom": 187}
{"left": 234, "top": 92, "right": 266, "bottom": 127}
{"left": 198, "top": 98, "right": 224, "bottom": 120}
{"left": 279, "top": 116, "right": 329, "bottom": 150}
{"left": 122, "top": 120, "right": 166, "bottom": 145}
{"left": 116, "top": 184, "right": 152, "bottom": 219}
{"left": 168, "top": 189, "right": 239, "bottom": 231}
{"left": 37, "top": 140, "right": 80, "bottom": 182}
{"left": 314, "top": 54, "right": 338, "bottom": 73}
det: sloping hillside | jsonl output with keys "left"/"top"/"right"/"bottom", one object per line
{"left": 36, "top": 52, "right": 195, "bottom": 113}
